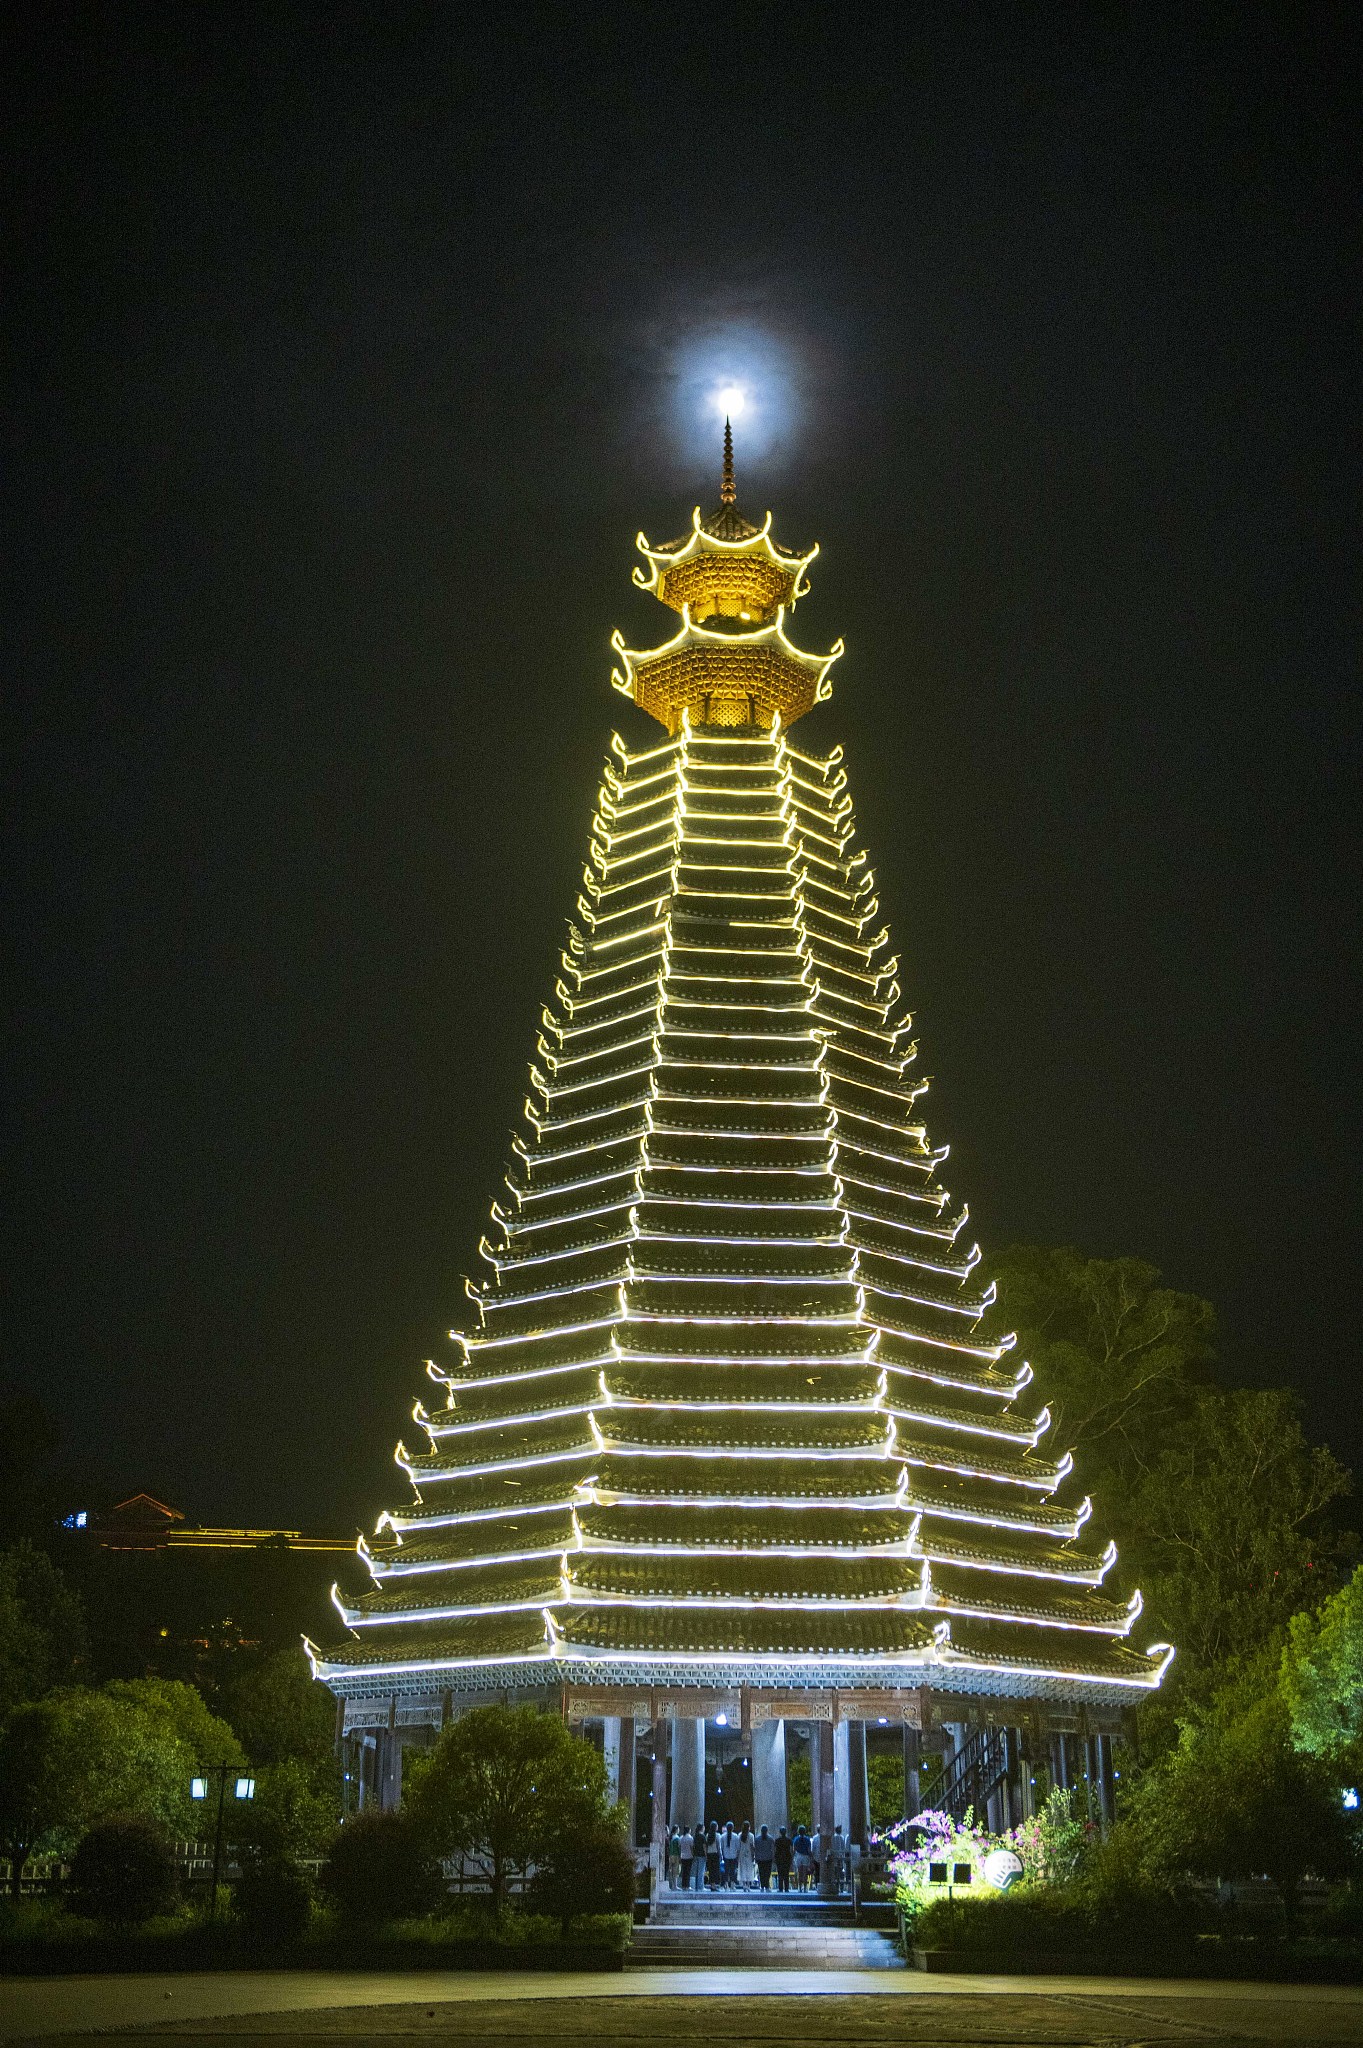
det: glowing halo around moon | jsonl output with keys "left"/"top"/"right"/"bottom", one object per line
{"left": 667, "top": 325, "right": 801, "bottom": 471}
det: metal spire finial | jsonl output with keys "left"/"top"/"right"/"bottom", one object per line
{"left": 721, "top": 417, "right": 736, "bottom": 504}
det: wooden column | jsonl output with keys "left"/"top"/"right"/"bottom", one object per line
{"left": 815, "top": 1720, "right": 835, "bottom": 1852}
{"left": 903, "top": 1724, "right": 922, "bottom": 1821}
{"left": 846, "top": 1720, "right": 870, "bottom": 1849}
{"left": 650, "top": 1718, "right": 669, "bottom": 1893}
{"left": 379, "top": 1697, "right": 403, "bottom": 1812}
{"left": 602, "top": 1716, "right": 623, "bottom": 1805}
{"left": 618, "top": 1718, "right": 638, "bottom": 1845}
{"left": 1016, "top": 1719, "right": 1036, "bottom": 1820}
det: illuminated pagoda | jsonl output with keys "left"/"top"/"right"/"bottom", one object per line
{"left": 311, "top": 430, "right": 1171, "bottom": 1847}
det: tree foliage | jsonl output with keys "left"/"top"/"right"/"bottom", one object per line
{"left": 528, "top": 1813, "right": 635, "bottom": 1936}
{"left": 1281, "top": 1564, "right": 1363, "bottom": 1771}
{"left": 103, "top": 1677, "right": 244, "bottom": 1774}
{"left": 1120, "top": 1649, "right": 1357, "bottom": 1928}
{"left": 0, "top": 1690, "right": 187, "bottom": 1891}
{"left": 214, "top": 1647, "right": 338, "bottom": 1786}
{"left": 68, "top": 1814, "right": 178, "bottom": 1925}
{"left": 319, "top": 1810, "right": 442, "bottom": 1926}
{"left": 1130, "top": 1388, "right": 1352, "bottom": 1673}
{"left": 240, "top": 1756, "right": 339, "bottom": 1862}
{"left": 0, "top": 1540, "right": 87, "bottom": 1719}
{"left": 410, "top": 1704, "right": 611, "bottom": 1912}
{"left": 233, "top": 1851, "right": 314, "bottom": 1943}
{"left": 992, "top": 1247, "right": 1354, "bottom": 1690}
{"left": 989, "top": 1245, "right": 1216, "bottom": 1490}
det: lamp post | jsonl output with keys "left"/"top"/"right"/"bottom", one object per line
{"left": 190, "top": 1765, "right": 255, "bottom": 1923}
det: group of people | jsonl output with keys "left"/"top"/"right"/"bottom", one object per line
{"left": 666, "top": 1821, "right": 852, "bottom": 1894}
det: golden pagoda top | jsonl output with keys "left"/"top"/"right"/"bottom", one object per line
{"left": 615, "top": 425, "right": 843, "bottom": 733}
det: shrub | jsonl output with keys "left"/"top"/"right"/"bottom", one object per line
{"left": 68, "top": 1815, "right": 178, "bottom": 1925}
{"left": 233, "top": 1854, "right": 313, "bottom": 1944}
{"left": 528, "top": 1816, "right": 637, "bottom": 1936}
{"left": 912, "top": 1882, "right": 1201, "bottom": 1957}
{"left": 1031, "top": 1785, "right": 1095, "bottom": 1884}
{"left": 384, "top": 1906, "right": 632, "bottom": 1949}
{"left": 318, "top": 1811, "right": 444, "bottom": 1927}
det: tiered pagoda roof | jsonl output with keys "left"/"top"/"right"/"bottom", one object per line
{"left": 311, "top": 446, "right": 1172, "bottom": 1708}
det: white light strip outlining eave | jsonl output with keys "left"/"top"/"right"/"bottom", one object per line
{"left": 381, "top": 1498, "right": 582, "bottom": 1536}
{"left": 399, "top": 1446, "right": 594, "bottom": 1485}
{"left": 914, "top": 1539, "right": 1118, "bottom": 1588}
{"left": 924, "top": 1593, "right": 1136, "bottom": 1639}
{"left": 849, "top": 1238, "right": 981, "bottom": 1284}
{"left": 884, "top": 1405, "right": 1047, "bottom": 1448}
{"left": 310, "top": 1635, "right": 1172, "bottom": 1690}
{"left": 910, "top": 1495, "right": 1093, "bottom": 1541}
{"left": 421, "top": 1403, "right": 595, "bottom": 1441}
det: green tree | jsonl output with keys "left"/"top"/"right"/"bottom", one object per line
{"left": 987, "top": 1245, "right": 1216, "bottom": 1489}
{"left": 103, "top": 1677, "right": 244, "bottom": 1774}
{"left": 0, "top": 1690, "right": 186, "bottom": 1892}
{"left": 1131, "top": 1388, "right": 1352, "bottom": 1674}
{"left": 241, "top": 1757, "right": 338, "bottom": 1863}
{"left": 867, "top": 1752, "right": 904, "bottom": 1832}
{"left": 410, "top": 1704, "right": 611, "bottom": 1913}
{"left": 0, "top": 1540, "right": 87, "bottom": 1718}
{"left": 1281, "top": 1565, "right": 1363, "bottom": 1772}
{"left": 1122, "top": 1649, "right": 1356, "bottom": 1931}
{"left": 215, "top": 1647, "right": 338, "bottom": 1787}
{"left": 528, "top": 1813, "right": 635, "bottom": 1937}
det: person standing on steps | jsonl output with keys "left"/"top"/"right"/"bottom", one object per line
{"left": 705, "top": 1821, "right": 721, "bottom": 1890}
{"left": 773, "top": 1826, "right": 793, "bottom": 1892}
{"left": 830, "top": 1822, "right": 848, "bottom": 1895}
{"left": 692, "top": 1822, "right": 706, "bottom": 1889}
{"left": 792, "top": 1824, "right": 813, "bottom": 1891}
{"left": 810, "top": 1823, "right": 824, "bottom": 1890}
{"left": 667, "top": 1827, "right": 681, "bottom": 1890}
{"left": 720, "top": 1818, "right": 739, "bottom": 1887}
{"left": 736, "top": 1821, "right": 756, "bottom": 1889}
{"left": 755, "top": 1824, "right": 775, "bottom": 1890}
{"left": 678, "top": 1825, "right": 695, "bottom": 1893}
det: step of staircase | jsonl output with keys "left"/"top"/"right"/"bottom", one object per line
{"left": 649, "top": 1894, "right": 858, "bottom": 1929}
{"left": 627, "top": 1922, "right": 904, "bottom": 1971}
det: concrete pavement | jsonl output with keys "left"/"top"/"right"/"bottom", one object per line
{"left": 4, "top": 1970, "right": 1363, "bottom": 2044}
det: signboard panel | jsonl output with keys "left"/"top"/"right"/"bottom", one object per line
{"left": 748, "top": 1696, "right": 833, "bottom": 1725}
{"left": 836, "top": 1690, "right": 922, "bottom": 1725}
{"left": 654, "top": 1692, "right": 740, "bottom": 1722}
{"left": 563, "top": 1688, "right": 643, "bottom": 1721}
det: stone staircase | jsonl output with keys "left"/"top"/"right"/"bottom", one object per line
{"left": 627, "top": 1893, "right": 904, "bottom": 1971}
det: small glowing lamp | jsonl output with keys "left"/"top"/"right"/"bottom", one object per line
{"left": 234, "top": 1776, "right": 256, "bottom": 1801}
{"left": 982, "top": 1849, "right": 1024, "bottom": 1891}
{"left": 714, "top": 1711, "right": 729, "bottom": 1727}
{"left": 190, "top": 1777, "right": 208, "bottom": 1801}
{"left": 1345, "top": 1788, "right": 1359, "bottom": 1811}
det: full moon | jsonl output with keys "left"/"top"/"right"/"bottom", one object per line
{"left": 666, "top": 324, "right": 798, "bottom": 465}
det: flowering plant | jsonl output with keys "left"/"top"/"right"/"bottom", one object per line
{"left": 887, "top": 1806, "right": 992, "bottom": 1900}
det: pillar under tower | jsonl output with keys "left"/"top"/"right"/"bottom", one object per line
{"left": 669, "top": 1716, "right": 705, "bottom": 1827}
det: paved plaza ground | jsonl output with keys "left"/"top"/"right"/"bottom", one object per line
{"left": 4, "top": 1972, "right": 1363, "bottom": 2047}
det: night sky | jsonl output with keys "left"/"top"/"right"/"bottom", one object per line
{"left": 4, "top": 9, "right": 1358, "bottom": 1534}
